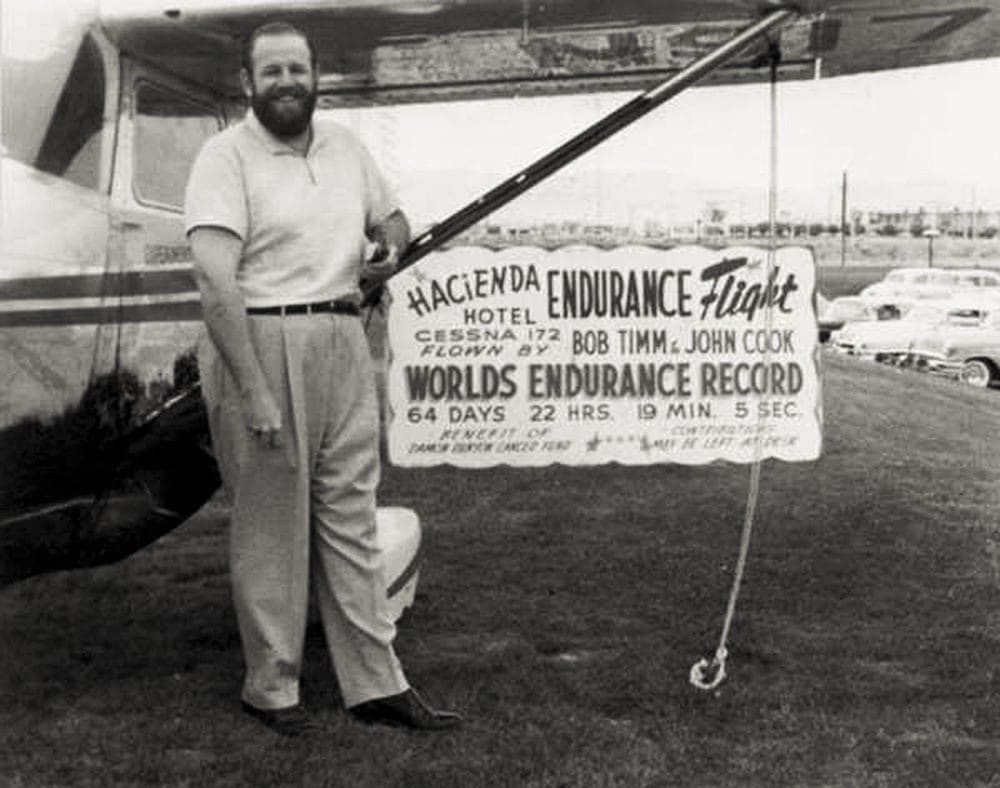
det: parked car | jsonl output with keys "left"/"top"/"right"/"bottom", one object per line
{"left": 858, "top": 267, "right": 960, "bottom": 312}
{"left": 909, "top": 299, "right": 1000, "bottom": 387}
{"left": 830, "top": 302, "right": 952, "bottom": 362}
{"left": 817, "top": 295, "right": 878, "bottom": 342}
{"left": 859, "top": 266, "right": 1000, "bottom": 314}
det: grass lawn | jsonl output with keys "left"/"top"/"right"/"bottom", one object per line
{"left": 2, "top": 352, "right": 1000, "bottom": 787}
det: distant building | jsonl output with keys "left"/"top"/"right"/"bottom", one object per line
{"left": 455, "top": 206, "right": 1000, "bottom": 248}
{"left": 936, "top": 208, "right": 1000, "bottom": 238}
{"left": 863, "top": 208, "right": 1000, "bottom": 237}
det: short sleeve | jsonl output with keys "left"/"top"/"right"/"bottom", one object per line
{"left": 357, "top": 141, "right": 400, "bottom": 230}
{"left": 184, "top": 134, "right": 248, "bottom": 240}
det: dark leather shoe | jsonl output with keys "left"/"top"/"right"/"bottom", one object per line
{"left": 350, "top": 688, "right": 462, "bottom": 730}
{"left": 241, "top": 701, "right": 322, "bottom": 737}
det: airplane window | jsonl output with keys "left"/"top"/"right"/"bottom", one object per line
{"left": 32, "top": 35, "right": 106, "bottom": 190}
{"left": 133, "top": 83, "right": 222, "bottom": 210}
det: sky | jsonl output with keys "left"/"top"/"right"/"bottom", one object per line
{"left": 326, "top": 57, "right": 1000, "bottom": 227}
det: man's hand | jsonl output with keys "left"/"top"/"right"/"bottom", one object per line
{"left": 242, "top": 384, "right": 283, "bottom": 449}
{"left": 363, "top": 241, "right": 399, "bottom": 283}
{"left": 363, "top": 209, "right": 409, "bottom": 305}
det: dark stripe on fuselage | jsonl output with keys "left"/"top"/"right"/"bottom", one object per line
{"left": 0, "top": 300, "right": 202, "bottom": 327}
{"left": 387, "top": 543, "right": 422, "bottom": 598}
{"left": 0, "top": 269, "right": 196, "bottom": 300}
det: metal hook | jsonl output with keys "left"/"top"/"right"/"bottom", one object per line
{"left": 689, "top": 646, "right": 728, "bottom": 691}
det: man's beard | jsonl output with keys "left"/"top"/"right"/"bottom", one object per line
{"left": 251, "top": 82, "right": 317, "bottom": 139}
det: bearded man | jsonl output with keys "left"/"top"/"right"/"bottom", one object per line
{"left": 184, "top": 21, "right": 459, "bottom": 736}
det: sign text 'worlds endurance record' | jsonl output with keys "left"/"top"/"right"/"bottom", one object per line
{"left": 385, "top": 245, "right": 822, "bottom": 467}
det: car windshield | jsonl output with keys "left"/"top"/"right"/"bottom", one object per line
{"left": 832, "top": 299, "right": 868, "bottom": 318}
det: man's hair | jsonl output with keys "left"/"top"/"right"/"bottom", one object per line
{"left": 241, "top": 21, "right": 318, "bottom": 74}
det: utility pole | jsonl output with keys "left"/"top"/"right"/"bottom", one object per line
{"left": 971, "top": 185, "right": 977, "bottom": 239}
{"left": 923, "top": 228, "right": 940, "bottom": 268}
{"left": 840, "top": 170, "right": 848, "bottom": 268}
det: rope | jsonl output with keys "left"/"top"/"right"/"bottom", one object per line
{"left": 690, "top": 41, "right": 782, "bottom": 692}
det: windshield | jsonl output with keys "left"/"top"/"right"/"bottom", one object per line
{"left": 2, "top": 13, "right": 106, "bottom": 191}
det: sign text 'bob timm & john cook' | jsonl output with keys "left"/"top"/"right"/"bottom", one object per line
{"left": 385, "top": 245, "right": 821, "bottom": 467}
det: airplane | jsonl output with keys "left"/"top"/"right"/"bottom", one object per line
{"left": 4, "top": 0, "right": 1000, "bottom": 588}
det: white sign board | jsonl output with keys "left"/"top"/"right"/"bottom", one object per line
{"left": 385, "top": 245, "right": 821, "bottom": 467}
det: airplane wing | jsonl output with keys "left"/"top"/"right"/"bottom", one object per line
{"left": 97, "top": 0, "right": 1000, "bottom": 106}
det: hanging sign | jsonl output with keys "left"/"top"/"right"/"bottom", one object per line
{"left": 385, "top": 245, "right": 821, "bottom": 467}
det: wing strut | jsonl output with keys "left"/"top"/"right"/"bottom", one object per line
{"left": 363, "top": 4, "right": 798, "bottom": 304}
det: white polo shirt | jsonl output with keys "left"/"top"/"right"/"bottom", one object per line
{"left": 184, "top": 111, "right": 398, "bottom": 308}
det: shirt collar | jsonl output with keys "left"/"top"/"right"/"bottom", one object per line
{"left": 245, "top": 109, "right": 322, "bottom": 155}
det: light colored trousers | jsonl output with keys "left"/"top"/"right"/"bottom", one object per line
{"left": 200, "top": 312, "right": 408, "bottom": 710}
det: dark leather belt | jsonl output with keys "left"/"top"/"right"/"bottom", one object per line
{"left": 247, "top": 299, "right": 360, "bottom": 317}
